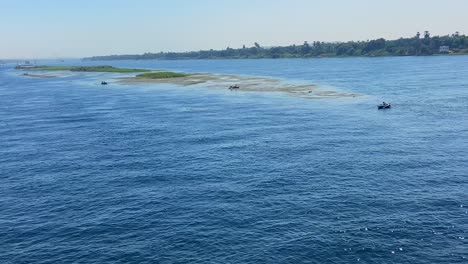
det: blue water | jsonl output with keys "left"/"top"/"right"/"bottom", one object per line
{"left": 1, "top": 57, "right": 467, "bottom": 263}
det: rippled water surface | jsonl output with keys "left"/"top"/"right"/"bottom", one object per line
{"left": 1, "top": 57, "right": 467, "bottom": 263}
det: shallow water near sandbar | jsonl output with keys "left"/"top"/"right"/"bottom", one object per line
{"left": 1, "top": 56, "right": 467, "bottom": 263}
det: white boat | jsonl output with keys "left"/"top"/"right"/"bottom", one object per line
{"left": 15, "top": 61, "right": 36, "bottom": 69}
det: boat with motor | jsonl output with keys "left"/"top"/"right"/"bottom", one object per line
{"left": 378, "top": 102, "right": 391, "bottom": 109}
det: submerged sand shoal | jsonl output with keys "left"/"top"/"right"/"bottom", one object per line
{"left": 21, "top": 73, "right": 58, "bottom": 78}
{"left": 119, "top": 73, "right": 360, "bottom": 99}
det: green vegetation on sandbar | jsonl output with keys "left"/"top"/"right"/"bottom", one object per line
{"left": 31, "top": 65, "right": 150, "bottom": 73}
{"left": 136, "top": 72, "right": 190, "bottom": 79}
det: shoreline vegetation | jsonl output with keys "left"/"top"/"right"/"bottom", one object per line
{"left": 84, "top": 32, "right": 468, "bottom": 60}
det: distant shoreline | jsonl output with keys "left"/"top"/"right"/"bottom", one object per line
{"left": 84, "top": 33, "right": 468, "bottom": 61}
{"left": 83, "top": 52, "right": 468, "bottom": 61}
{"left": 4, "top": 53, "right": 468, "bottom": 62}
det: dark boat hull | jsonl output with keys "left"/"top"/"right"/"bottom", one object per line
{"left": 378, "top": 104, "right": 391, "bottom": 109}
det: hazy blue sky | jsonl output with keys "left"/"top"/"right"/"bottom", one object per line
{"left": 1, "top": 0, "right": 467, "bottom": 59}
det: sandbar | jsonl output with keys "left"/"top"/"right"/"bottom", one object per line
{"left": 21, "top": 73, "right": 57, "bottom": 78}
{"left": 119, "top": 73, "right": 359, "bottom": 99}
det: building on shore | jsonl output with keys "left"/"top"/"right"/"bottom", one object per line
{"left": 15, "top": 61, "right": 37, "bottom": 69}
{"left": 439, "top": 46, "right": 450, "bottom": 53}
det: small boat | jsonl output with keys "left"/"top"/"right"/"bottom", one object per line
{"left": 229, "top": 84, "right": 240, "bottom": 90}
{"left": 101, "top": 81, "right": 108, "bottom": 85}
{"left": 378, "top": 102, "right": 391, "bottom": 109}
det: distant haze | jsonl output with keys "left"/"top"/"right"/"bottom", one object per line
{"left": 1, "top": 0, "right": 468, "bottom": 59}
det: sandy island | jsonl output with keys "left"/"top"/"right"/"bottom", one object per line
{"left": 119, "top": 73, "right": 360, "bottom": 99}
{"left": 17, "top": 65, "right": 360, "bottom": 99}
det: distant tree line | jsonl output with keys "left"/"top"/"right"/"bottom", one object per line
{"left": 86, "top": 32, "right": 468, "bottom": 60}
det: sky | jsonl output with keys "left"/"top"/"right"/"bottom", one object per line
{"left": 1, "top": 0, "right": 468, "bottom": 59}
